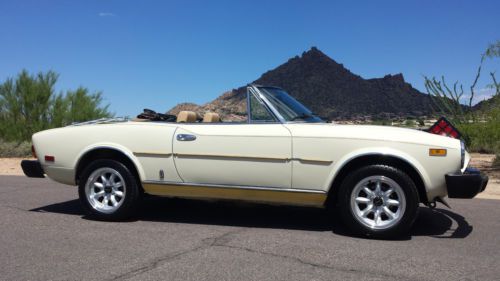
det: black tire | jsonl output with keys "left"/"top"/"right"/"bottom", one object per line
{"left": 338, "top": 165, "right": 419, "bottom": 238}
{"left": 78, "top": 159, "right": 141, "bottom": 220}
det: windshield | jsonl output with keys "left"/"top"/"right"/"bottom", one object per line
{"left": 257, "top": 87, "right": 323, "bottom": 123}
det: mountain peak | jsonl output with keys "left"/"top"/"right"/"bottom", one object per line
{"left": 254, "top": 47, "right": 353, "bottom": 86}
{"left": 168, "top": 48, "right": 433, "bottom": 120}
{"left": 302, "top": 46, "right": 327, "bottom": 57}
{"left": 300, "top": 46, "right": 341, "bottom": 65}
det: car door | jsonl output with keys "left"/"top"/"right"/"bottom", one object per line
{"left": 172, "top": 123, "right": 292, "bottom": 188}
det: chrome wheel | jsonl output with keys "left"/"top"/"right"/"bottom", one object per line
{"left": 350, "top": 175, "right": 406, "bottom": 230}
{"left": 85, "top": 167, "right": 126, "bottom": 214}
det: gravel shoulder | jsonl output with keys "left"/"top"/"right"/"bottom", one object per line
{"left": 0, "top": 158, "right": 31, "bottom": 176}
{"left": 1, "top": 153, "right": 499, "bottom": 199}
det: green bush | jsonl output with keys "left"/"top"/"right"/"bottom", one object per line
{"left": 457, "top": 122, "right": 500, "bottom": 154}
{"left": 457, "top": 103, "right": 500, "bottom": 154}
{"left": 0, "top": 70, "right": 113, "bottom": 142}
{"left": 0, "top": 139, "right": 32, "bottom": 158}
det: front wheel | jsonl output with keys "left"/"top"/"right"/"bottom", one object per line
{"left": 78, "top": 159, "right": 140, "bottom": 220}
{"left": 338, "top": 165, "right": 419, "bottom": 238}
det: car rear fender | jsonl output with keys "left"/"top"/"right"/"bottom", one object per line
{"left": 74, "top": 143, "right": 146, "bottom": 183}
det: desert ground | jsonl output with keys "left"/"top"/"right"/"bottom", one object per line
{"left": 1, "top": 153, "right": 498, "bottom": 199}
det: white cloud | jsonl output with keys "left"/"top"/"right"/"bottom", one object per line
{"left": 463, "top": 88, "right": 496, "bottom": 105}
{"left": 98, "top": 12, "right": 116, "bottom": 17}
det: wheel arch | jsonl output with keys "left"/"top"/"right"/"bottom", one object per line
{"left": 325, "top": 152, "right": 429, "bottom": 207}
{"left": 74, "top": 145, "right": 144, "bottom": 186}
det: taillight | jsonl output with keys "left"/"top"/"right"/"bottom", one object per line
{"left": 45, "top": 155, "right": 55, "bottom": 162}
{"left": 31, "top": 145, "right": 37, "bottom": 159}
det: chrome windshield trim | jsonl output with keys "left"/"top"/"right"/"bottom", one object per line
{"left": 249, "top": 85, "right": 325, "bottom": 124}
{"left": 250, "top": 85, "right": 287, "bottom": 124}
{"left": 247, "top": 86, "right": 282, "bottom": 124}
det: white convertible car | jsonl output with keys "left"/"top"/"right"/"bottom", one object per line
{"left": 22, "top": 85, "right": 488, "bottom": 238}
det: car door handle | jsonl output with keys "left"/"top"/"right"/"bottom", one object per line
{"left": 177, "top": 134, "right": 197, "bottom": 141}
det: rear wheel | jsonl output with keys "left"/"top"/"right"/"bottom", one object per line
{"left": 338, "top": 165, "right": 419, "bottom": 238}
{"left": 78, "top": 159, "right": 140, "bottom": 220}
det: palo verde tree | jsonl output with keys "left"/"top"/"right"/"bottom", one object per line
{"left": 0, "top": 70, "right": 113, "bottom": 142}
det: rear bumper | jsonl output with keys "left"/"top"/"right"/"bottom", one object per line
{"left": 445, "top": 167, "right": 488, "bottom": 198}
{"left": 21, "top": 160, "right": 45, "bottom": 178}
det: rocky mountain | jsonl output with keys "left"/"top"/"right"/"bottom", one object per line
{"left": 168, "top": 47, "right": 435, "bottom": 120}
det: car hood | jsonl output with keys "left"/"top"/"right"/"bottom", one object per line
{"left": 285, "top": 123, "right": 461, "bottom": 149}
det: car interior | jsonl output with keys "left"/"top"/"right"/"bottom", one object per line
{"left": 134, "top": 109, "right": 222, "bottom": 123}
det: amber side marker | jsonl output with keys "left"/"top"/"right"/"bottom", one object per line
{"left": 429, "top": 149, "right": 447, "bottom": 156}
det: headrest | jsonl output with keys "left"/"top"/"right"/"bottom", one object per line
{"left": 203, "top": 112, "right": 220, "bottom": 123}
{"left": 177, "top": 111, "right": 197, "bottom": 123}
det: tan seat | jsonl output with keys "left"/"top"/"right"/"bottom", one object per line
{"left": 132, "top": 118, "right": 150, "bottom": 122}
{"left": 203, "top": 112, "right": 220, "bottom": 123}
{"left": 177, "top": 111, "right": 197, "bottom": 123}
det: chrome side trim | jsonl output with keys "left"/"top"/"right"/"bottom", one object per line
{"left": 291, "top": 158, "right": 333, "bottom": 164}
{"left": 172, "top": 152, "right": 333, "bottom": 164}
{"left": 133, "top": 152, "right": 173, "bottom": 157}
{"left": 69, "top": 117, "right": 130, "bottom": 126}
{"left": 173, "top": 152, "right": 288, "bottom": 162}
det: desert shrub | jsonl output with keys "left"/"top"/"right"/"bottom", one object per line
{"left": 457, "top": 122, "right": 500, "bottom": 154}
{"left": 493, "top": 154, "right": 500, "bottom": 168}
{"left": 458, "top": 98, "right": 500, "bottom": 153}
{"left": 457, "top": 114, "right": 500, "bottom": 154}
{"left": 404, "top": 119, "right": 416, "bottom": 127}
{"left": 0, "top": 139, "right": 32, "bottom": 158}
{"left": 371, "top": 119, "right": 392, "bottom": 126}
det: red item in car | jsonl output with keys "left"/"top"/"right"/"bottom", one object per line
{"left": 428, "top": 117, "right": 462, "bottom": 139}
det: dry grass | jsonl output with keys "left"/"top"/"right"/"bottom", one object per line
{"left": 0, "top": 140, "right": 31, "bottom": 158}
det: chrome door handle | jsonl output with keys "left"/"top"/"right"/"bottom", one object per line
{"left": 177, "top": 134, "right": 197, "bottom": 141}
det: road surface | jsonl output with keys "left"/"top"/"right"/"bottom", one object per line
{"left": 0, "top": 175, "right": 499, "bottom": 280}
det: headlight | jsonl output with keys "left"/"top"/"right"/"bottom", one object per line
{"left": 460, "top": 140, "right": 465, "bottom": 168}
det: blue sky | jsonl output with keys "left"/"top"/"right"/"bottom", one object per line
{"left": 0, "top": 0, "right": 498, "bottom": 117}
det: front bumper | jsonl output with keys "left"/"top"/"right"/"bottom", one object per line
{"left": 21, "top": 160, "right": 45, "bottom": 178}
{"left": 445, "top": 167, "right": 488, "bottom": 198}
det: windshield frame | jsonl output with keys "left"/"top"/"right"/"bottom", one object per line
{"left": 249, "top": 85, "right": 324, "bottom": 124}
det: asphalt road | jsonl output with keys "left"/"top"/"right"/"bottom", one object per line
{"left": 1, "top": 176, "right": 499, "bottom": 281}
